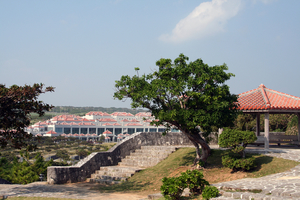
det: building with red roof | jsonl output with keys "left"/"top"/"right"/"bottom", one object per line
{"left": 26, "top": 111, "right": 166, "bottom": 142}
{"left": 237, "top": 84, "right": 300, "bottom": 148}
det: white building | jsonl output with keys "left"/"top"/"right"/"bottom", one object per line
{"left": 27, "top": 111, "right": 170, "bottom": 142}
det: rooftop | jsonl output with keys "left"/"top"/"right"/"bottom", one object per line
{"left": 238, "top": 84, "right": 300, "bottom": 111}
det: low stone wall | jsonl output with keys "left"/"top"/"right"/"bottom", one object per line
{"left": 47, "top": 132, "right": 193, "bottom": 184}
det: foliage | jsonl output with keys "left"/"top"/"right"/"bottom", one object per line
{"left": 0, "top": 83, "right": 54, "bottom": 149}
{"left": 222, "top": 155, "right": 256, "bottom": 171}
{"left": 179, "top": 169, "right": 209, "bottom": 195}
{"left": 99, "top": 135, "right": 105, "bottom": 143}
{"left": 219, "top": 128, "right": 256, "bottom": 157}
{"left": 114, "top": 54, "right": 238, "bottom": 163}
{"left": 49, "top": 106, "right": 146, "bottom": 115}
{"left": 219, "top": 128, "right": 257, "bottom": 171}
{"left": 234, "top": 113, "right": 294, "bottom": 132}
{"left": 0, "top": 153, "right": 53, "bottom": 184}
{"left": 161, "top": 176, "right": 185, "bottom": 200}
{"left": 160, "top": 169, "right": 209, "bottom": 199}
{"left": 55, "top": 149, "right": 70, "bottom": 161}
{"left": 286, "top": 115, "right": 299, "bottom": 135}
{"left": 76, "top": 148, "right": 88, "bottom": 157}
{"left": 202, "top": 186, "right": 219, "bottom": 200}
{"left": 234, "top": 114, "right": 256, "bottom": 131}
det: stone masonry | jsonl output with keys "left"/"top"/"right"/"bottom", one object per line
{"left": 88, "top": 146, "right": 177, "bottom": 184}
{"left": 47, "top": 131, "right": 193, "bottom": 184}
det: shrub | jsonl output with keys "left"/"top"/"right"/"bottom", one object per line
{"left": 76, "top": 149, "right": 88, "bottom": 158}
{"left": 160, "top": 169, "right": 210, "bottom": 199}
{"left": 2, "top": 153, "right": 53, "bottom": 184}
{"left": 180, "top": 170, "right": 209, "bottom": 195}
{"left": 219, "top": 128, "right": 256, "bottom": 157}
{"left": 222, "top": 155, "right": 256, "bottom": 171}
{"left": 161, "top": 177, "right": 186, "bottom": 200}
{"left": 219, "top": 128, "right": 257, "bottom": 171}
{"left": 55, "top": 150, "right": 70, "bottom": 161}
{"left": 202, "top": 186, "right": 219, "bottom": 200}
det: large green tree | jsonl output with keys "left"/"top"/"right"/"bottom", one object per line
{"left": 114, "top": 54, "right": 238, "bottom": 164}
{"left": 0, "top": 83, "right": 54, "bottom": 149}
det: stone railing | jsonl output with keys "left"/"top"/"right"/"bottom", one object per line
{"left": 47, "top": 131, "right": 194, "bottom": 184}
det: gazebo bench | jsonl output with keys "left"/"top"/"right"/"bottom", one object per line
{"left": 253, "top": 135, "right": 300, "bottom": 146}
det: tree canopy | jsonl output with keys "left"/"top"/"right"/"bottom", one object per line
{"left": 0, "top": 83, "right": 54, "bottom": 149}
{"left": 114, "top": 54, "right": 238, "bottom": 164}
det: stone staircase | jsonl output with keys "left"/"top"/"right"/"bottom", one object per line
{"left": 88, "top": 146, "right": 177, "bottom": 184}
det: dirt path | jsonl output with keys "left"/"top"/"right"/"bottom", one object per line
{"left": 0, "top": 182, "right": 148, "bottom": 200}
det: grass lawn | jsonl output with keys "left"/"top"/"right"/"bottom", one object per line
{"left": 93, "top": 147, "right": 300, "bottom": 198}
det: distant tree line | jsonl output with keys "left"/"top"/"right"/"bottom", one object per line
{"left": 234, "top": 113, "right": 298, "bottom": 135}
{"left": 29, "top": 106, "right": 147, "bottom": 125}
{"left": 50, "top": 106, "right": 147, "bottom": 115}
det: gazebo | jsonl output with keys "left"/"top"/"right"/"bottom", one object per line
{"left": 237, "top": 84, "right": 300, "bottom": 148}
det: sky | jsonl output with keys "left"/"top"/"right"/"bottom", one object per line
{"left": 1, "top": 0, "right": 300, "bottom": 108}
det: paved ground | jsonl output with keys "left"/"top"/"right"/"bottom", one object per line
{"left": 211, "top": 146, "right": 300, "bottom": 200}
{"left": 0, "top": 182, "right": 148, "bottom": 200}
{"left": 2, "top": 145, "right": 300, "bottom": 200}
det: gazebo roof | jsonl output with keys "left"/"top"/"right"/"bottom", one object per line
{"left": 237, "top": 84, "right": 300, "bottom": 112}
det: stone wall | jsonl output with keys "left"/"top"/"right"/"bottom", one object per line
{"left": 47, "top": 131, "right": 193, "bottom": 184}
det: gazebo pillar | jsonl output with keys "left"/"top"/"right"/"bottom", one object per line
{"left": 256, "top": 113, "right": 260, "bottom": 136}
{"left": 264, "top": 113, "right": 269, "bottom": 149}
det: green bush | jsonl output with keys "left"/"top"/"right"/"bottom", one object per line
{"left": 160, "top": 170, "right": 210, "bottom": 199}
{"left": 219, "top": 128, "right": 256, "bottom": 156}
{"left": 222, "top": 155, "right": 256, "bottom": 171}
{"left": 202, "top": 186, "right": 219, "bottom": 200}
{"left": 55, "top": 149, "right": 70, "bottom": 161}
{"left": 76, "top": 148, "right": 88, "bottom": 157}
{"left": 180, "top": 170, "right": 209, "bottom": 195}
{"left": 161, "top": 177, "right": 185, "bottom": 200}
{"left": 219, "top": 128, "right": 257, "bottom": 171}
{"left": 0, "top": 153, "right": 53, "bottom": 184}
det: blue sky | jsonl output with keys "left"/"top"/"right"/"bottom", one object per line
{"left": 1, "top": 0, "right": 300, "bottom": 108}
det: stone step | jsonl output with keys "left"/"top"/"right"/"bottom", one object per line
{"left": 91, "top": 174, "right": 127, "bottom": 181}
{"left": 121, "top": 157, "right": 163, "bottom": 163}
{"left": 91, "top": 171, "right": 133, "bottom": 178}
{"left": 88, "top": 146, "right": 177, "bottom": 185}
{"left": 87, "top": 165, "right": 142, "bottom": 184}
{"left": 98, "top": 166, "right": 141, "bottom": 173}
{"left": 140, "top": 146, "right": 177, "bottom": 151}
{"left": 134, "top": 149, "right": 175, "bottom": 154}
{"left": 89, "top": 178, "right": 122, "bottom": 185}
{"left": 119, "top": 159, "right": 162, "bottom": 168}
{"left": 130, "top": 151, "right": 172, "bottom": 157}
{"left": 125, "top": 155, "right": 167, "bottom": 160}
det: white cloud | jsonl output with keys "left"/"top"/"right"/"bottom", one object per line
{"left": 159, "top": 0, "right": 242, "bottom": 43}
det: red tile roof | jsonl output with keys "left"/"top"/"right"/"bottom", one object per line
{"left": 238, "top": 84, "right": 300, "bottom": 110}
{"left": 102, "top": 123, "right": 113, "bottom": 126}
{"left": 46, "top": 130, "right": 57, "bottom": 134}
{"left": 98, "top": 118, "right": 117, "bottom": 122}
{"left": 135, "top": 112, "right": 151, "bottom": 117}
{"left": 103, "top": 130, "right": 113, "bottom": 135}
{"left": 111, "top": 112, "right": 134, "bottom": 116}
{"left": 125, "top": 123, "right": 143, "bottom": 126}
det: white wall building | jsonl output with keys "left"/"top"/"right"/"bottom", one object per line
{"left": 27, "top": 111, "right": 170, "bottom": 142}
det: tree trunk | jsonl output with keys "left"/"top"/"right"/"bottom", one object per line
{"left": 182, "top": 131, "right": 211, "bottom": 165}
